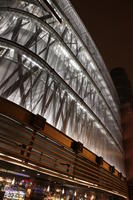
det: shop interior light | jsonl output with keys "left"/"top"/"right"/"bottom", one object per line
{"left": 47, "top": 185, "right": 50, "bottom": 192}
{"left": 6, "top": 178, "right": 12, "bottom": 183}
{"left": 62, "top": 188, "right": 65, "bottom": 194}
{"left": 90, "top": 194, "right": 95, "bottom": 200}
{"left": 56, "top": 188, "right": 61, "bottom": 193}
{"left": 37, "top": 173, "right": 40, "bottom": 176}
{"left": 26, "top": 188, "right": 32, "bottom": 197}
{"left": 19, "top": 181, "right": 22, "bottom": 186}
{"left": 84, "top": 193, "right": 87, "bottom": 198}
{"left": 11, "top": 178, "right": 15, "bottom": 185}
{"left": 74, "top": 191, "right": 77, "bottom": 197}
{"left": 0, "top": 156, "right": 126, "bottom": 198}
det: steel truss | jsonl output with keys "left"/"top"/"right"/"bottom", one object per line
{"left": 0, "top": 7, "right": 121, "bottom": 138}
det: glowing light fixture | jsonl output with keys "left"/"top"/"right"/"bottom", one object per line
{"left": 47, "top": 185, "right": 50, "bottom": 192}
{"left": 74, "top": 191, "right": 77, "bottom": 197}
{"left": 84, "top": 193, "right": 87, "bottom": 198}
{"left": 62, "top": 188, "right": 65, "bottom": 194}
{"left": 90, "top": 194, "right": 95, "bottom": 200}
{"left": 11, "top": 178, "right": 15, "bottom": 185}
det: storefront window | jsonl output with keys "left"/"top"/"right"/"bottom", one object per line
{"left": 0, "top": 161, "right": 124, "bottom": 200}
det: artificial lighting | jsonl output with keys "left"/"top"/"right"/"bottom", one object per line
{"left": 56, "top": 188, "right": 61, "bottom": 193}
{"left": 11, "top": 178, "right": 15, "bottom": 185}
{"left": 84, "top": 193, "right": 87, "bottom": 198}
{"left": 0, "top": 153, "right": 126, "bottom": 199}
{"left": 46, "top": 185, "right": 50, "bottom": 192}
{"left": 22, "top": 54, "right": 41, "bottom": 69}
{"left": 37, "top": 173, "right": 40, "bottom": 176}
{"left": 26, "top": 188, "right": 31, "bottom": 197}
{"left": 62, "top": 188, "right": 65, "bottom": 194}
{"left": 90, "top": 194, "right": 95, "bottom": 200}
{"left": 6, "top": 178, "right": 12, "bottom": 183}
{"left": 74, "top": 191, "right": 77, "bottom": 197}
{"left": 19, "top": 181, "right": 22, "bottom": 186}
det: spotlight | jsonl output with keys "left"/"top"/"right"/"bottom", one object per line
{"left": 71, "top": 141, "right": 83, "bottom": 153}
{"left": 30, "top": 114, "right": 46, "bottom": 131}
{"left": 110, "top": 165, "right": 115, "bottom": 174}
{"left": 96, "top": 156, "right": 103, "bottom": 166}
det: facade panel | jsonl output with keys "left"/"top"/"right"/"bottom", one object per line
{"left": 0, "top": 0, "right": 125, "bottom": 175}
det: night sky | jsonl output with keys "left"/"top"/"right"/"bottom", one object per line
{"left": 70, "top": 0, "right": 133, "bottom": 88}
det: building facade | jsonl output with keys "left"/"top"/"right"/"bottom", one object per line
{"left": 0, "top": 0, "right": 128, "bottom": 199}
{"left": 111, "top": 68, "right": 133, "bottom": 199}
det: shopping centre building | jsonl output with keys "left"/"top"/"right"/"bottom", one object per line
{"left": 0, "top": 0, "right": 128, "bottom": 199}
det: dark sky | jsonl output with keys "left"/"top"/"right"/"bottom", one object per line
{"left": 70, "top": 0, "right": 133, "bottom": 87}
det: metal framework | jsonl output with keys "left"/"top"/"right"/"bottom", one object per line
{"left": 0, "top": 0, "right": 125, "bottom": 175}
{"left": 0, "top": 97, "right": 128, "bottom": 198}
